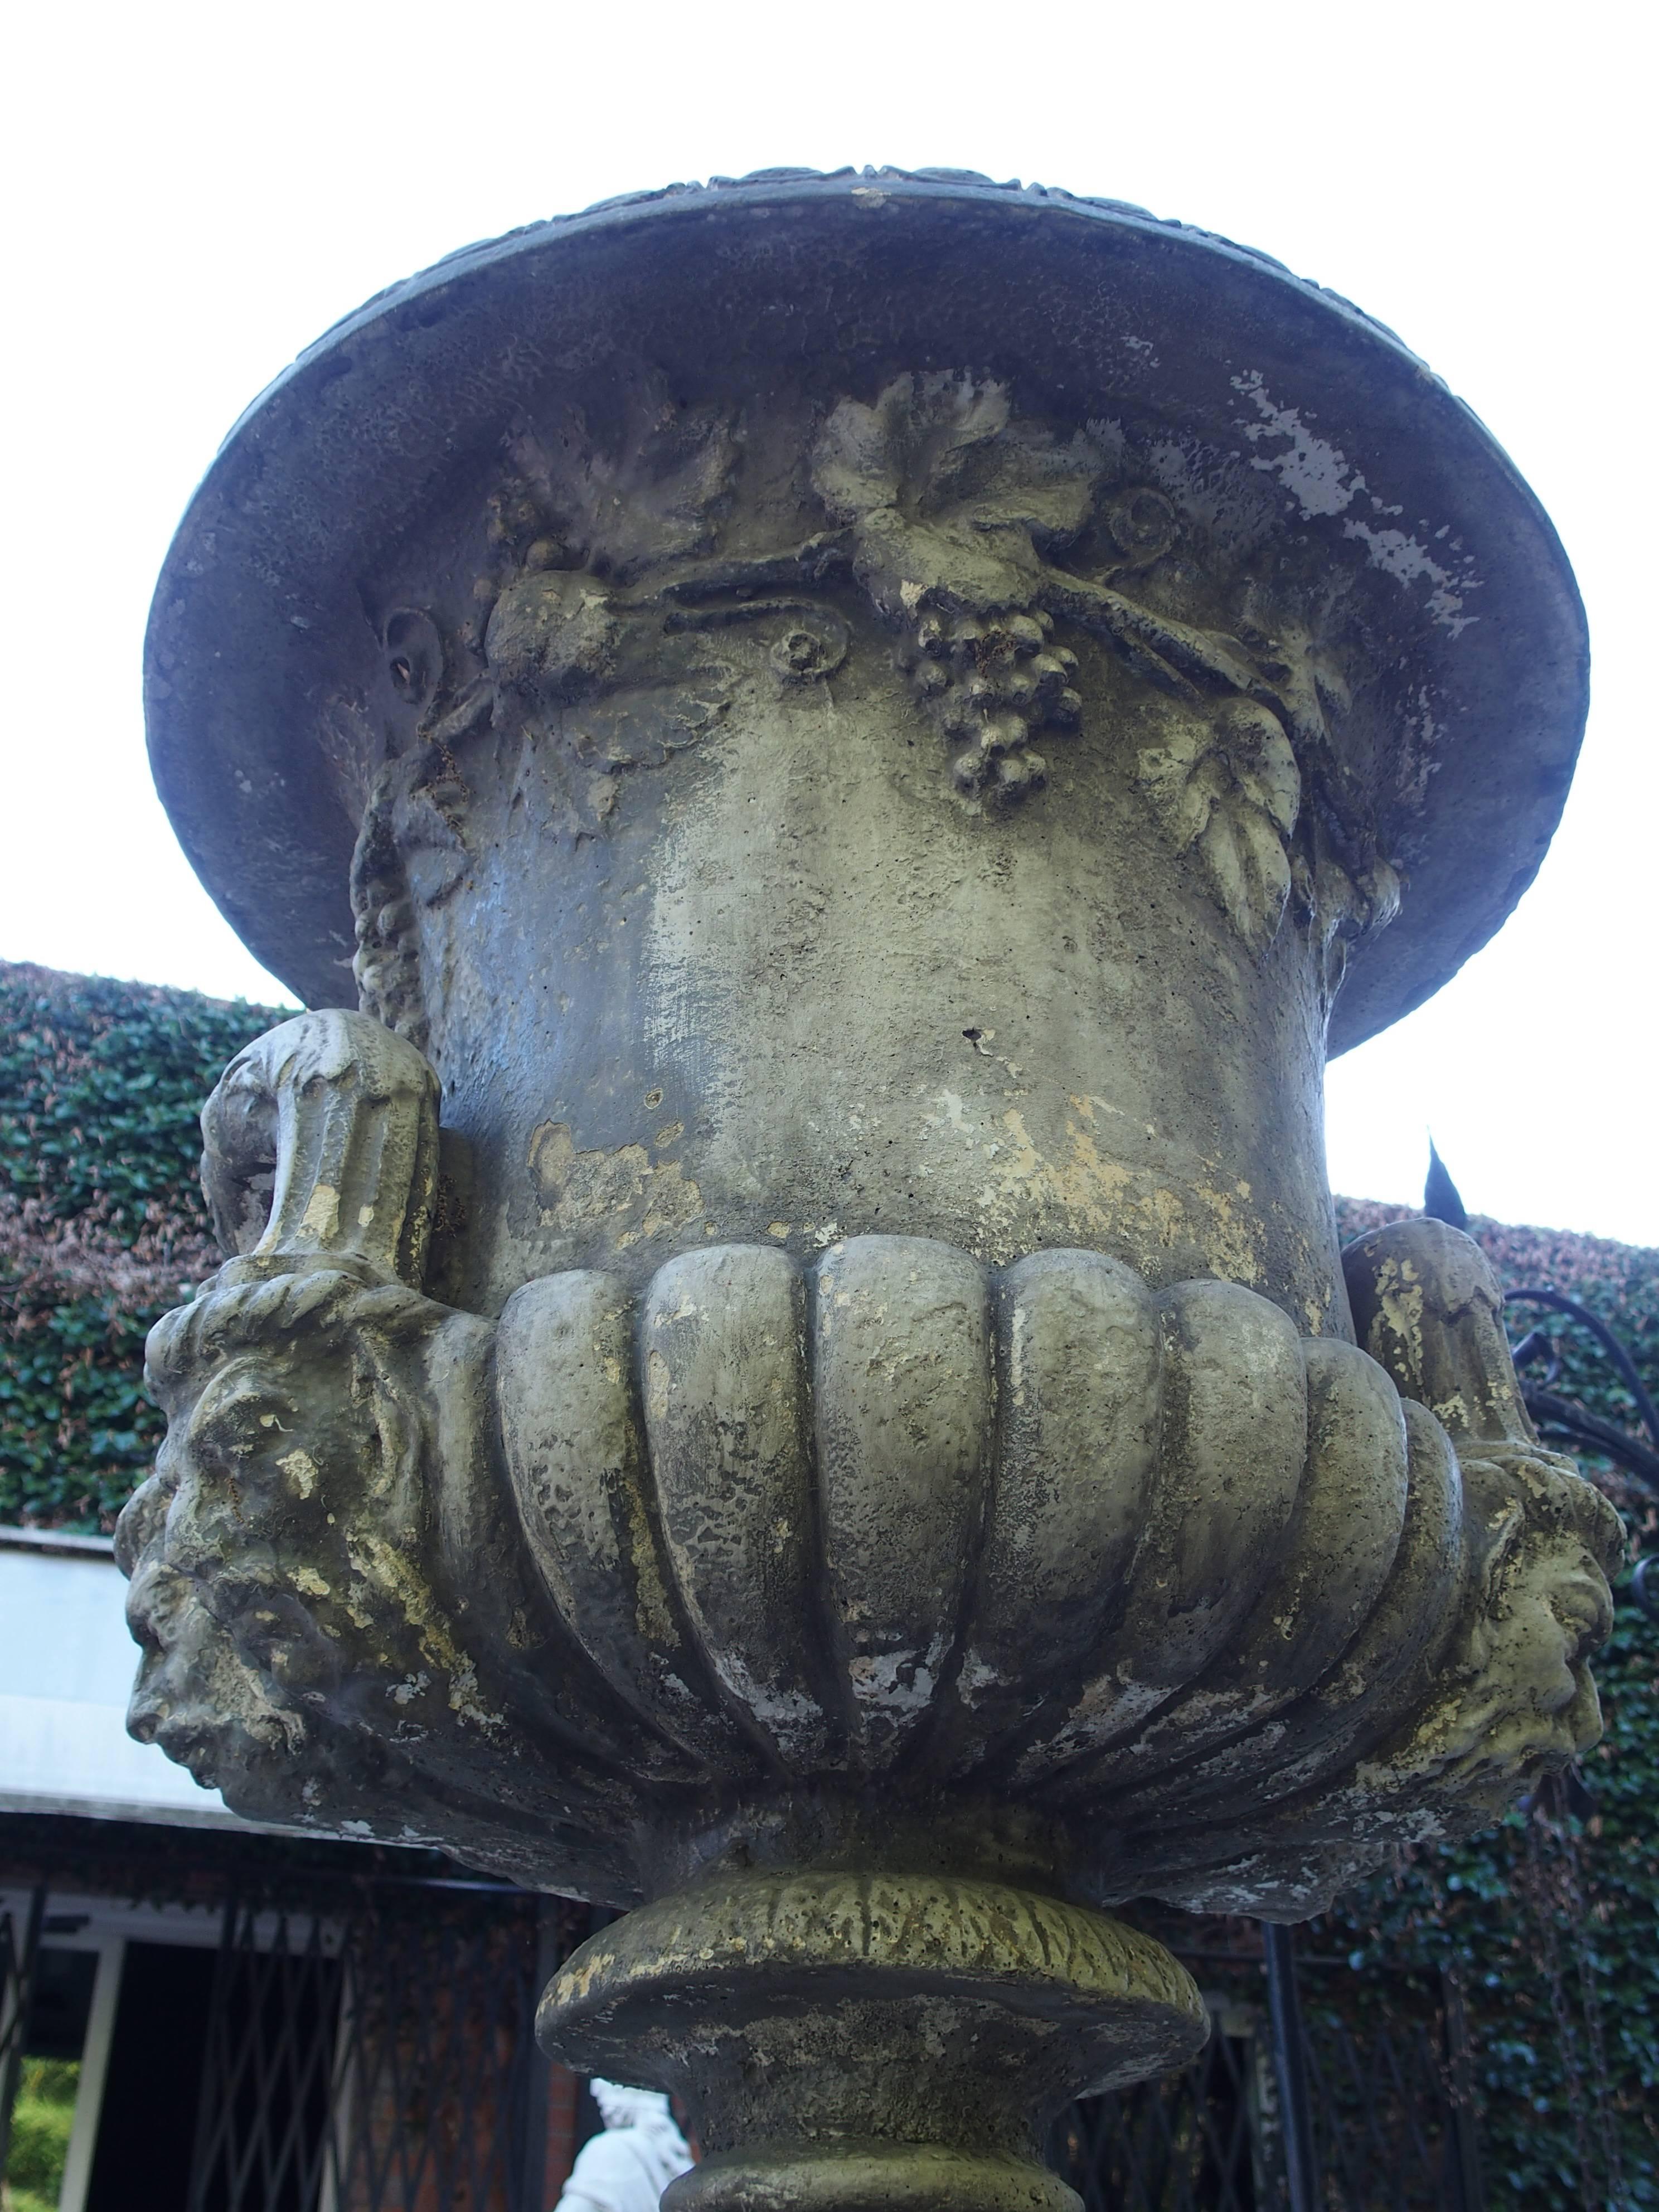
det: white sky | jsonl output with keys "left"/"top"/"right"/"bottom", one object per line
{"left": 2, "top": 1, "right": 1652, "bottom": 1241}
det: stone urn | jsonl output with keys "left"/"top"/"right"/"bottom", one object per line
{"left": 123, "top": 172, "right": 1621, "bottom": 2212}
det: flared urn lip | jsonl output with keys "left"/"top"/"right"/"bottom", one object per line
{"left": 145, "top": 165, "right": 1585, "bottom": 1049}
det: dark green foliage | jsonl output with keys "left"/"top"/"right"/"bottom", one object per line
{"left": 0, "top": 1299, "right": 164, "bottom": 1531}
{"left": 3, "top": 2056, "right": 78, "bottom": 2209}
{"left": 0, "top": 962, "right": 287, "bottom": 1529}
{"left": 1333, "top": 1196, "right": 1659, "bottom": 2209}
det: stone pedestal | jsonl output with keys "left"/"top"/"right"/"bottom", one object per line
{"left": 123, "top": 173, "right": 1621, "bottom": 2210}
{"left": 543, "top": 1874, "right": 1203, "bottom": 2212}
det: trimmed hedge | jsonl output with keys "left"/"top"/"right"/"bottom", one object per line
{"left": 0, "top": 962, "right": 285, "bottom": 1530}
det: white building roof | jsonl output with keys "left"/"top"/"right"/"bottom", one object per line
{"left": 0, "top": 1529, "right": 260, "bottom": 1828}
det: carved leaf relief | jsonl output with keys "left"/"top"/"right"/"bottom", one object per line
{"left": 1137, "top": 699, "right": 1302, "bottom": 954}
{"left": 503, "top": 391, "right": 740, "bottom": 580}
{"left": 351, "top": 370, "right": 1399, "bottom": 1027}
{"left": 812, "top": 374, "right": 1102, "bottom": 619}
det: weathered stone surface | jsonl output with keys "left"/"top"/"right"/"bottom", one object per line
{"left": 145, "top": 176, "right": 1587, "bottom": 1337}
{"left": 122, "top": 173, "right": 1617, "bottom": 2211}
{"left": 814, "top": 1237, "right": 992, "bottom": 1771}
{"left": 146, "top": 176, "right": 1584, "bottom": 1056}
{"left": 641, "top": 1246, "right": 827, "bottom": 1768}
{"left": 118, "top": 1012, "right": 1620, "bottom": 1922}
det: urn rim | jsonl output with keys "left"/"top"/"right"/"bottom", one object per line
{"left": 144, "top": 166, "right": 1587, "bottom": 1051}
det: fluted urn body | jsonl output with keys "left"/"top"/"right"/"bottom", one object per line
{"left": 124, "top": 173, "right": 1621, "bottom": 2212}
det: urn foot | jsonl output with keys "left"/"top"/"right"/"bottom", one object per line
{"left": 539, "top": 1870, "right": 1206, "bottom": 2212}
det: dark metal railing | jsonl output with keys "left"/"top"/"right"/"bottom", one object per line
{"left": 183, "top": 1884, "right": 593, "bottom": 2212}
{"left": 0, "top": 1884, "right": 47, "bottom": 2180}
{"left": 1049, "top": 1928, "right": 1484, "bottom": 2212}
{"left": 1507, "top": 1285, "right": 1659, "bottom": 1500}
{"left": 187, "top": 1904, "right": 343, "bottom": 2212}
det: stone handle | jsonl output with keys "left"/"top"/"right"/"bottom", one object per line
{"left": 200, "top": 1010, "right": 441, "bottom": 1288}
{"left": 1343, "top": 1217, "right": 1535, "bottom": 1448}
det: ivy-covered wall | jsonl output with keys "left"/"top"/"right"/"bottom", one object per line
{"left": 2, "top": 960, "right": 1654, "bottom": 2204}
{"left": 0, "top": 961, "right": 284, "bottom": 1530}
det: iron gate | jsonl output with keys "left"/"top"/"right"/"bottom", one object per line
{"left": 1050, "top": 1942, "right": 1483, "bottom": 2212}
{"left": 185, "top": 1887, "right": 584, "bottom": 2212}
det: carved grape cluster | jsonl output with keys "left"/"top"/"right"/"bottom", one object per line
{"left": 899, "top": 610, "right": 1081, "bottom": 801}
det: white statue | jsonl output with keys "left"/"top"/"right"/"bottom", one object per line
{"left": 555, "top": 2079, "right": 693, "bottom": 2212}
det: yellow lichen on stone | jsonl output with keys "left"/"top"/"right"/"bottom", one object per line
{"left": 345, "top": 1530, "right": 505, "bottom": 1735}
{"left": 530, "top": 1120, "right": 705, "bottom": 1248}
{"left": 276, "top": 1447, "right": 319, "bottom": 1499}
{"left": 299, "top": 1182, "right": 341, "bottom": 1240}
